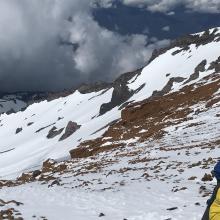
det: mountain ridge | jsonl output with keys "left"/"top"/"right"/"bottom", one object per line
{"left": 1, "top": 27, "right": 220, "bottom": 219}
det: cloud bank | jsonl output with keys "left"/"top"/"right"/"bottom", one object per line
{"left": 0, "top": 0, "right": 169, "bottom": 92}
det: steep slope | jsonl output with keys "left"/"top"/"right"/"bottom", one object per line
{"left": 0, "top": 27, "right": 220, "bottom": 220}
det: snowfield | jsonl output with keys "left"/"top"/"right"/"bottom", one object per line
{"left": 0, "top": 27, "right": 220, "bottom": 220}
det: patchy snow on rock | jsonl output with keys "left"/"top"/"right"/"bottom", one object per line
{"left": 0, "top": 95, "right": 27, "bottom": 114}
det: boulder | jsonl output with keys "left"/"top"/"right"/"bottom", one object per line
{"left": 59, "top": 121, "right": 81, "bottom": 141}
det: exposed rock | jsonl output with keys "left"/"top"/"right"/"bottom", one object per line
{"left": 188, "top": 176, "right": 197, "bottom": 180}
{"left": 208, "top": 56, "right": 220, "bottom": 73}
{"left": 184, "top": 60, "right": 207, "bottom": 84}
{"left": 42, "top": 159, "right": 57, "bottom": 173}
{"left": 201, "top": 173, "right": 213, "bottom": 182}
{"left": 15, "top": 127, "right": 22, "bottom": 134}
{"left": 48, "top": 179, "right": 61, "bottom": 187}
{"left": 70, "top": 143, "right": 125, "bottom": 159}
{"left": 47, "top": 126, "right": 64, "bottom": 139}
{"left": 0, "top": 208, "right": 23, "bottom": 220}
{"left": 17, "top": 173, "right": 33, "bottom": 183}
{"left": 99, "top": 68, "right": 142, "bottom": 115}
{"left": 167, "top": 207, "right": 178, "bottom": 211}
{"left": 42, "top": 159, "right": 67, "bottom": 173}
{"left": 59, "top": 121, "right": 81, "bottom": 141}
{"left": 27, "top": 122, "right": 34, "bottom": 126}
{"left": 6, "top": 108, "right": 15, "bottom": 115}
{"left": 35, "top": 123, "right": 55, "bottom": 133}
{"left": 152, "top": 77, "right": 185, "bottom": 97}
{"left": 99, "top": 213, "right": 105, "bottom": 217}
{"left": 0, "top": 199, "right": 23, "bottom": 206}
{"left": 100, "top": 83, "right": 133, "bottom": 115}
{"left": 32, "top": 170, "right": 41, "bottom": 178}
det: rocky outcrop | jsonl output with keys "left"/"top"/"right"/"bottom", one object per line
{"left": 99, "top": 68, "right": 142, "bottom": 115}
{"left": 59, "top": 121, "right": 81, "bottom": 141}
{"left": 152, "top": 77, "right": 185, "bottom": 97}
{"left": 69, "top": 142, "right": 124, "bottom": 159}
{"left": 100, "top": 83, "right": 133, "bottom": 115}
{"left": 15, "top": 127, "right": 22, "bottom": 134}
{"left": 47, "top": 126, "right": 64, "bottom": 139}
{"left": 184, "top": 60, "right": 207, "bottom": 84}
{"left": 208, "top": 56, "right": 220, "bottom": 73}
{"left": 149, "top": 28, "right": 220, "bottom": 63}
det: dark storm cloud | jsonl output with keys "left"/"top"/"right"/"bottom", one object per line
{"left": 0, "top": 0, "right": 169, "bottom": 92}
{"left": 0, "top": 0, "right": 78, "bottom": 92}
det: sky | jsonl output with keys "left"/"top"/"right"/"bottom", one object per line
{"left": 0, "top": 0, "right": 219, "bottom": 92}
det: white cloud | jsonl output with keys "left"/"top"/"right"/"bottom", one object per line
{"left": 102, "top": 0, "right": 220, "bottom": 13}
{"left": 162, "top": 26, "right": 170, "bottom": 32}
{"left": 69, "top": 12, "right": 169, "bottom": 80}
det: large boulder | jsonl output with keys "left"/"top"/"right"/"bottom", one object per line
{"left": 59, "top": 121, "right": 81, "bottom": 141}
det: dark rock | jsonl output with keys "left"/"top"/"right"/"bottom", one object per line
{"left": 32, "top": 170, "right": 41, "bottom": 178}
{"left": 184, "top": 60, "right": 207, "bottom": 84}
{"left": 99, "top": 213, "right": 105, "bottom": 217}
{"left": 99, "top": 68, "right": 142, "bottom": 115}
{"left": 42, "top": 159, "right": 56, "bottom": 173}
{"left": 152, "top": 77, "right": 185, "bottom": 97}
{"left": 201, "top": 173, "right": 213, "bottom": 182}
{"left": 100, "top": 83, "right": 133, "bottom": 115}
{"left": 15, "top": 128, "right": 22, "bottom": 134}
{"left": 27, "top": 122, "right": 34, "bottom": 126}
{"left": 208, "top": 56, "right": 220, "bottom": 73}
{"left": 59, "top": 121, "right": 81, "bottom": 141}
{"left": 166, "top": 207, "right": 178, "bottom": 211}
{"left": 47, "top": 126, "right": 64, "bottom": 139}
{"left": 35, "top": 123, "right": 55, "bottom": 133}
{"left": 6, "top": 108, "right": 15, "bottom": 115}
{"left": 48, "top": 179, "right": 60, "bottom": 187}
{"left": 57, "top": 117, "right": 64, "bottom": 121}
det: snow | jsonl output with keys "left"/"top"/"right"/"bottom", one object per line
{"left": 0, "top": 88, "right": 120, "bottom": 179}
{"left": 128, "top": 41, "right": 220, "bottom": 102}
{"left": 0, "top": 27, "right": 220, "bottom": 220}
{"left": 1, "top": 28, "right": 220, "bottom": 179}
{"left": 0, "top": 181, "right": 207, "bottom": 220}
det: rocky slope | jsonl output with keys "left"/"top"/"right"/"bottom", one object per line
{"left": 0, "top": 27, "right": 220, "bottom": 220}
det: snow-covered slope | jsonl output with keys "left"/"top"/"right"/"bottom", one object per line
{"left": 1, "top": 28, "right": 220, "bottom": 179}
{"left": 1, "top": 27, "right": 220, "bottom": 220}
